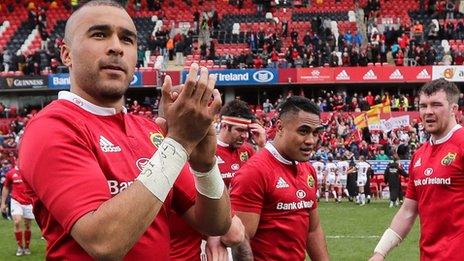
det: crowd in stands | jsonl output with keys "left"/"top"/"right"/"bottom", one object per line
{"left": 3, "top": 1, "right": 464, "bottom": 74}
{"left": 3, "top": 88, "right": 464, "bottom": 173}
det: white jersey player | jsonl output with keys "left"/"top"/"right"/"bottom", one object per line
{"left": 355, "top": 156, "right": 371, "bottom": 206}
{"left": 336, "top": 158, "right": 350, "bottom": 201}
{"left": 311, "top": 157, "right": 325, "bottom": 199}
{"left": 324, "top": 157, "right": 338, "bottom": 202}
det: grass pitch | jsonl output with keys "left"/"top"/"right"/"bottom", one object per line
{"left": 0, "top": 200, "right": 419, "bottom": 260}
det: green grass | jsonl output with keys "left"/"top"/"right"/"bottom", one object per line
{"left": 0, "top": 200, "right": 419, "bottom": 260}
{"left": 317, "top": 200, "right": 420, "bottom": 260}
{"left": 0, "top": 218, "right": 46, "bottom": 260}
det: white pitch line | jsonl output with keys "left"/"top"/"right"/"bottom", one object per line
{"left": 326, "top": 235, "right": 380, "bottom": 239}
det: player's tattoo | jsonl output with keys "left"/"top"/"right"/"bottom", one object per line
{"left": 232, "top": 239, "right": 254, "bottom": 261}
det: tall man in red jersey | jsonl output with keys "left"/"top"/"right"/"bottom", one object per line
{"left": 1, "top": 162, "right": 34, "bottom": 256}
{"left": 170, "top": 99, "right": 265, "bottom": 260}
{"left": 230, "top": 96, "right": 330, "bottom": 261}
{"left": 18, "top": 1, "right": 232, "bottom": 260}
{"left": 370, "top": 79, "right": 464, "bottom": 260}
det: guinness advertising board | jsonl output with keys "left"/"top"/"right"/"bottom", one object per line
{"left": 0, "top": 76, "right": 48, "bottom": 89}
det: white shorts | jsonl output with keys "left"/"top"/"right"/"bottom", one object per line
{"left": 317, "top": 175, "right": 324, "bottom": 185}
{"left": 337, "top": 177, "right": 347, "bottom": 186}
{"left": 11, "top": 198, "right": 34, "bottom": 220}
{"left": 357, "top": 178, "right": 367, "bottom": 187}
{"left": 326, "top": 175, "right": 336, "bottom": 185}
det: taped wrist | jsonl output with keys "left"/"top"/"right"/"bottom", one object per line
{"left": 191, "top": 160, "right": 225, "bottom": 199}
{"left": 136, "top": 137, "right": 188, "bottom": 202}
{"left": 374, "top": 228, "right": 403, "bottom": 257}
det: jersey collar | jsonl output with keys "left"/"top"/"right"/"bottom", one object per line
{"left": 217, "top": 138, "right": 229, "bottom": 147}
{"left": 58, "top": 91, "right": 127, "bottom": 116}
{"left": 265, "top": 142, "right": 298, "bottom": 165}
{"left": 429, "top": 124, "right": 462, "bottom": 145}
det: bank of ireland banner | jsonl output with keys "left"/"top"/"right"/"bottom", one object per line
{"left": 48, "top": 72, "right": 143, "bottom": 89}
{"left": 181, "top": 69, "right": 278, "bottom": 86}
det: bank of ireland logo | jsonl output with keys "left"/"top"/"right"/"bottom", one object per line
{"left": 441, "top": 152, "right": 457, "bottom": 166}
{"left": 307, "top": 174, "right": 315, "bottom": 188}
{"left": 424, "top": 168, "right": 433, "bottom": 176}
{"left": 252, "top": 70, "right": 274, "bottom": 83}
{"left": 296, "top": 189, "right": 307, "bottom": 199}
{"left": 231, "top": 163, "right": 240, "bottom": 171}
{"left": 149, "top": 132, "right": 164, "bottom": 148}
{"left": 136, "top": 158, "right": 150, "bottom": 171}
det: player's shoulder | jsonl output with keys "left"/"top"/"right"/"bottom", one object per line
{"left": 236, "top": 149, "right": 275, "bottom": 176}
{"left": 451, "top": 126, "right": 464, "bottom": 146}
{"left": 26, "top": 100, "right": 86, "bottom": 130}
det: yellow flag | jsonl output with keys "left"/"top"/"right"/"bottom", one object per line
{"left": 354, "top": 113, "right": 367, "bottom": 129}
{"left": 366, "top": 108, "right": 380, "bottom": 125}
{"left": 371, "top": 103, "right": 391, "bottom": 114}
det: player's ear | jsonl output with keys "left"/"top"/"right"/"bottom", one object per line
{"left": 61, "top": 43, "right": 72, "bottom": 67}
{"left": 276, "top": 119, "right": 283, "bottom": 132}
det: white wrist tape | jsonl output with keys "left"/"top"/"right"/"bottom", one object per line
{"left": 136, "top": 137, "right": 188, "bottom": 202}
{"left": 374, "top": 228, "right": 403, "bottom": 257}
{"left": 191, "top": 160, "right": 225, "bottom": 199}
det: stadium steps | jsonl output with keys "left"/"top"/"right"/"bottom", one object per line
{"left": 6, "top": 20, "right": 36, "bottom": 54}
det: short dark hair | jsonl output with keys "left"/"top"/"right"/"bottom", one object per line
{"left": 77, "top": 0, "right": 124, "bottom": 9}
{"left": 64, "top": 0, "right": 126, "bottom": 43}
{"left": 278, "top": 96, "right": 320, "bottom": 120}
{"left": 419, "top": 78, "right": 460, "bottom": 105}
{"left": 220, "top": 100, "right": 255, "bottom": 120}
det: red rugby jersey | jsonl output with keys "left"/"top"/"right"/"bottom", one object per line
{"left": 230, "top": 143, "right": 318, "bottom": 261}
{"left": 19, "top": 91, "right": 196, "bottom": 260}
{"left": 216, "top": 139, "right": 255, "bottom": 188}
{"left": 406, "top": 125, "right": 464, "bottom": 260}
{"left": 4, "top": 167, "right": 32, "bottom": 205}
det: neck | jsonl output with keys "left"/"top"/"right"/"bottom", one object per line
{"left": 432, "top": 121, "right": 458, "bottom": 141}
{"left": 217, "top": 131, "right": 229, "bottom": 145}
{"left": 272, "top": 138, "right": 289, "bottom": 160}
{"left": 70, "top": 87, "right": 124, "bottom": 113}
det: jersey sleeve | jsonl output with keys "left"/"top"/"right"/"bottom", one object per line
{"left": 171, "top": 165, "right": 196, "bottom": 215}
{"left": 19, "top": 114, "right": 112, "bottom": 234}
{"left": 405, "top": 154, "right": 417, "bottom": 200}
{"left": 3, "top": 170, "right": 12, "bottom": 189}
{"left": 230, "top": 161, "right": 267, "bottom": 214}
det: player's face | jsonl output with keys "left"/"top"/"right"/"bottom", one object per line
{"left": 278, "top": 110, "right": 320, "bottom": 162}
{"left": 226, "top": 125, "right": 249, "bottom": 149}
{"left": 419, "top": 90, "right": 457, "bottom": 137}
{"left": 62, "top": 6, "right": 137, "bottom": 104}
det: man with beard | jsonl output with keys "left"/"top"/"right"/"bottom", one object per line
{"left": 370, "top": 79, "right": 464, "bottom": 260}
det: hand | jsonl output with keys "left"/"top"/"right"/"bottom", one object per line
{"left": 0, "top": 203, "right": 6, "bottom": 214}
{"left": 160, "top": 64, "right": 221, "bottom": 154}
{"left": 248, "top": 123, "right": 266, "bottom": 149}
{"left": 220, "top": 215, "right": 245, "bottom": 247}
{"left": 189, "top": 124, "right": 217, "bottom": 172}
{"left": 368, "top": 253, "right": 385, "bottom": 261}
{"left": 206, "top": 236, "right": 229, "bottom": 261}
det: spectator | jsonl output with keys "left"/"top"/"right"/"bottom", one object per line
{"left": 3, "top": 49, "right": 12, "bottom": 72}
